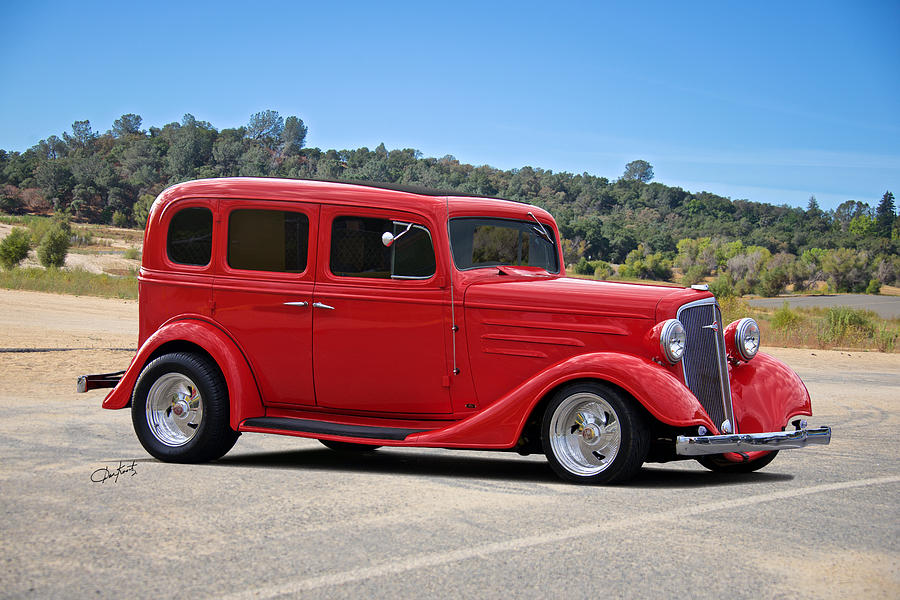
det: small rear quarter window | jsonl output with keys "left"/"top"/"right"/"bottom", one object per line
{"left": 167, "top": 207, "right": 213, "bottom": 266}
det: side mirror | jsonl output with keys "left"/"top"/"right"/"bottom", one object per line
{"left": 381, "top": 222, "right": 413, "bottom": 247}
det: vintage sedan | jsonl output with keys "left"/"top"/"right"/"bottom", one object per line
{"left": 78, "top": 177, "right": 831, "bottom": 483}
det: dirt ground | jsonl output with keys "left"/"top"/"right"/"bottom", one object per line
{"left": 0, "top": 289, "right": 897, "bottom": 599}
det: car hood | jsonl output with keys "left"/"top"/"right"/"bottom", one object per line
{"left": 463, "top": 274, "right": 709, "bottom": 320}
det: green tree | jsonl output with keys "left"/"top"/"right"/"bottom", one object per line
{"left": 822, "top": 248, "right": 871, "bottom": 293}
{"left": 111, "top": 114, "right": 143, "bottom": 138}
{"left": 622, "top": 160, "right": 654, "bottom": 183}
{"left": 876, "top": 191, "right": 895, "bottom": 238}
{"left": 37, "top": 223, "right": 71, "bottom": 268}
{"left": 247, "top": 110, "right": 284, "bottom": 150}
{"left": 281, "top": 116, "right": 307, "bottom": 155}
{"left": 63, "top": 120, "right": 98, "bottom": 151}
{"left": 0, "top": 227, "right": 32, "bottom": 269}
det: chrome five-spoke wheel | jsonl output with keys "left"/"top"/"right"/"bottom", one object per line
{"left": 542, "top": 383, "right": 649, "bottom": 484}
{"left": 146, "top": 373, "right": 204, "bottom": 447}
{"left": 547, "top": 393, "right": 621, "bottom": 476}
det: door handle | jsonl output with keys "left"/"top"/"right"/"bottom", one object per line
{"left": 283, "top": 301, "right": 309, "bottom": 307}
{"left": 312, "top": 302, "right": 335, "bottom": 310}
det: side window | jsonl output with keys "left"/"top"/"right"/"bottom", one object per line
{"left": 330, "top": 216, "right": 436, "bottom": 279}
{"left": 227, "top": 209, "right": 309, "bottom": 273}
{"left": 167, "top": 207, "right": 213, "bottom": 266}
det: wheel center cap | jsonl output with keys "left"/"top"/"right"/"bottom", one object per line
{"left": 172, "top": 401, "right": 188, "bottom": 417}
{"left": 582, "top": 425, "right": 600, "bottom": 443}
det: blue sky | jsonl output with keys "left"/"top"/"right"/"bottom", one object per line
{"left": 2, "top": 1, "right": 898, "bottom": 211}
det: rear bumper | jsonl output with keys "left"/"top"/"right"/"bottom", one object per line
{"left": 76, "top": 371, "right": 125, "bottom": 393}
{"left": 675, "top": 425, "right": 831, "bottom": 456}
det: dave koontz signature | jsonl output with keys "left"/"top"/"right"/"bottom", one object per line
{"left": 91, "top": 460, "right": 137, "bottom": 483}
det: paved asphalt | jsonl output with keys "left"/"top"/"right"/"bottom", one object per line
{"left": 748, "top": 293, "right": 900, "bottom": 319}
{"left": 2, "top": 347, "right": 898, "bottom": 599}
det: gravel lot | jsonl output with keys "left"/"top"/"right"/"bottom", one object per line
{"left": 1, "top": 289, "right": 897, "bottom": 599}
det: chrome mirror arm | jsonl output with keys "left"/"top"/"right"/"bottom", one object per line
{"left": 382, "top": 222, "right": 413, "bottom": 247}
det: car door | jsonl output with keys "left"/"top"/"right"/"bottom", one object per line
{"left": 212, "top": 200, "right": 319, "bottom": 407}
{"left": 312, "top": 205, "right": 452, "bottom": 414}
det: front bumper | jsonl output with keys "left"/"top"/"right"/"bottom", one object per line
{"left": 675, "top": 425, "right": 831, "bottom": 456}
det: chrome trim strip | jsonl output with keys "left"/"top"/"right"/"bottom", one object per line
{"left": 675, "top": 426, "right": 832, "bottom": 456}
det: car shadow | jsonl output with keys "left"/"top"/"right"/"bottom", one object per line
{"left": 212, "top": 448, "right": 558, "bottom": 483}
{"left": 171, "top": 447, "right": 797, "bottom": 488}
{"left": 625, "top": 465, "right": 795, "bottom": 488}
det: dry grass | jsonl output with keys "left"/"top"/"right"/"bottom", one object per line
{"left": 0, "top": 267, "right": 137, "bottom": 299}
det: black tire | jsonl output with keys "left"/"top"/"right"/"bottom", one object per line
{"left": 697, "top": 450, "right": 779, "bottom": 473}
{"left": 131, "top": 352, "right": 239, "bottom": 463}
{"left": 319, "top": 440, "right": 381, "bottom": 452}
{"left": 541, "top": 382, "right": 649, "bottom": 484}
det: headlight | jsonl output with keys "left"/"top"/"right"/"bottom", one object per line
{"left": 735, "top": 318, "right": 760, "bottom": 361}
{"left": 660, "top": 319, "right": 686, "bottom": 363}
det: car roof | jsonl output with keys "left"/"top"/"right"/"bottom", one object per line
{"left": 153, "top": 177, "right": 555, "bottom": 222}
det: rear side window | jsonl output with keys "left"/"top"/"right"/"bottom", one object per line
{"left": 167, "top": 207, "right": 213, "bottom": 266}
{"left": 227, "top": 209, "right": 309, "bottom": 273}
{"left": 330, "top": 216, "right": 435, "bottom": 279}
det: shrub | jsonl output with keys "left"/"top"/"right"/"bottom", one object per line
{"left": 123, "top": 247, "right": 141, "bottom": 260}
{"left": 822, "top": 248, "right": 872, "bottom": 293}
{"left": 133, "top": 194, "right": 155, "bottom": 229}
{"left": 619, "top": 244, "right": 672, "bottom": 280}
{"left": 0, "top": 228, "right": 32, "bottom": 269}
{"left": 681, "top": 264, "right": 706, "bottom": 286}
{"left": 111, "top": 210, "right": 129, "bottom": 228}
{"left": 772, "top": 302, "right": 803, "bottom": 330}
{"left": 593, "top": 261, "right": 613, "bottom": 280}
{"left": 708, "top": 273, "right": 734, "bottom": 299}
{"left": 0, "top": 194, "right": 23, "bottom": 214}
{"left": 757, "top": 264, "right": 790, "bottom": 297}
{"left": 573, "top": 257, "right": 594, "bottom": 276}
{"left": 865, "top": 279, "right": 881, "bottom": 295}
{"left": 37, "top": 224, "right": 71, "bottom": 268}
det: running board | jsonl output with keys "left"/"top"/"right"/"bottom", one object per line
{"left": 241, "top": 417, "right": 427, "bottom": 440}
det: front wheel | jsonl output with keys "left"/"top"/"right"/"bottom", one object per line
{"left": 131, "top": 352, "right": 239, "bottom": 463}
{"left": 697, "top": 451, "right": 778, "bottom": 473}
{"left": 542, "top": 383, "right": 649, "bottom": 484}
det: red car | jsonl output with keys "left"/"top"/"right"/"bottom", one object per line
{"left": 78, "top": 177, "right": 831, "bottom": 484}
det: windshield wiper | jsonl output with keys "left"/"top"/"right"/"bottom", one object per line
{"left": 528, "top": 212, "right": 553, "bottom": 245}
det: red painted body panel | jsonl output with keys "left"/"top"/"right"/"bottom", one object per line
{"left": 99, "top": 177, "right": 817, "bottom": 459}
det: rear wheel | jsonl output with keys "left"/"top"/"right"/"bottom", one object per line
{"left": 697, "top": 451, "right": 778, "bottom": 473}
{"left": 319, "top": 440, "right": 381, "bottom": 452}
{"left": 542, "top": 382, "right": 649, "bottom": 484}
{"left": 131, "top": 352, "right": 239, "bottom": 463}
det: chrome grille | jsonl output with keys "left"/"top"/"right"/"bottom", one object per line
{"left": 677, "top": 300, "right": 735, "bottom": 433}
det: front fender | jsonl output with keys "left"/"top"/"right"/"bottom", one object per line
{"left": 101, "top": 317, "right": 264, "bottom": 430}
{"left": 411, "top": 352, "right": 715, "bottom": 448}
{"left": 730, "top": 351, "right": 812, "bottom": 434}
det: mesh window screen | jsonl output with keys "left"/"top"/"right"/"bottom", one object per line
{"left": 167, "top": 207, "right": 213, "bottom": 266}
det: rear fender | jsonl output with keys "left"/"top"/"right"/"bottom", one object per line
{"left": 101, "top": 317, "right": 263, "bottom": 430}
{"left": 411, "top": 352, "right": 715, "bottom": 448}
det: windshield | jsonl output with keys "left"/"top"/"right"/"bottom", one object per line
{"left": 449, "top": 217, "right": 559, "bottom": 273}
